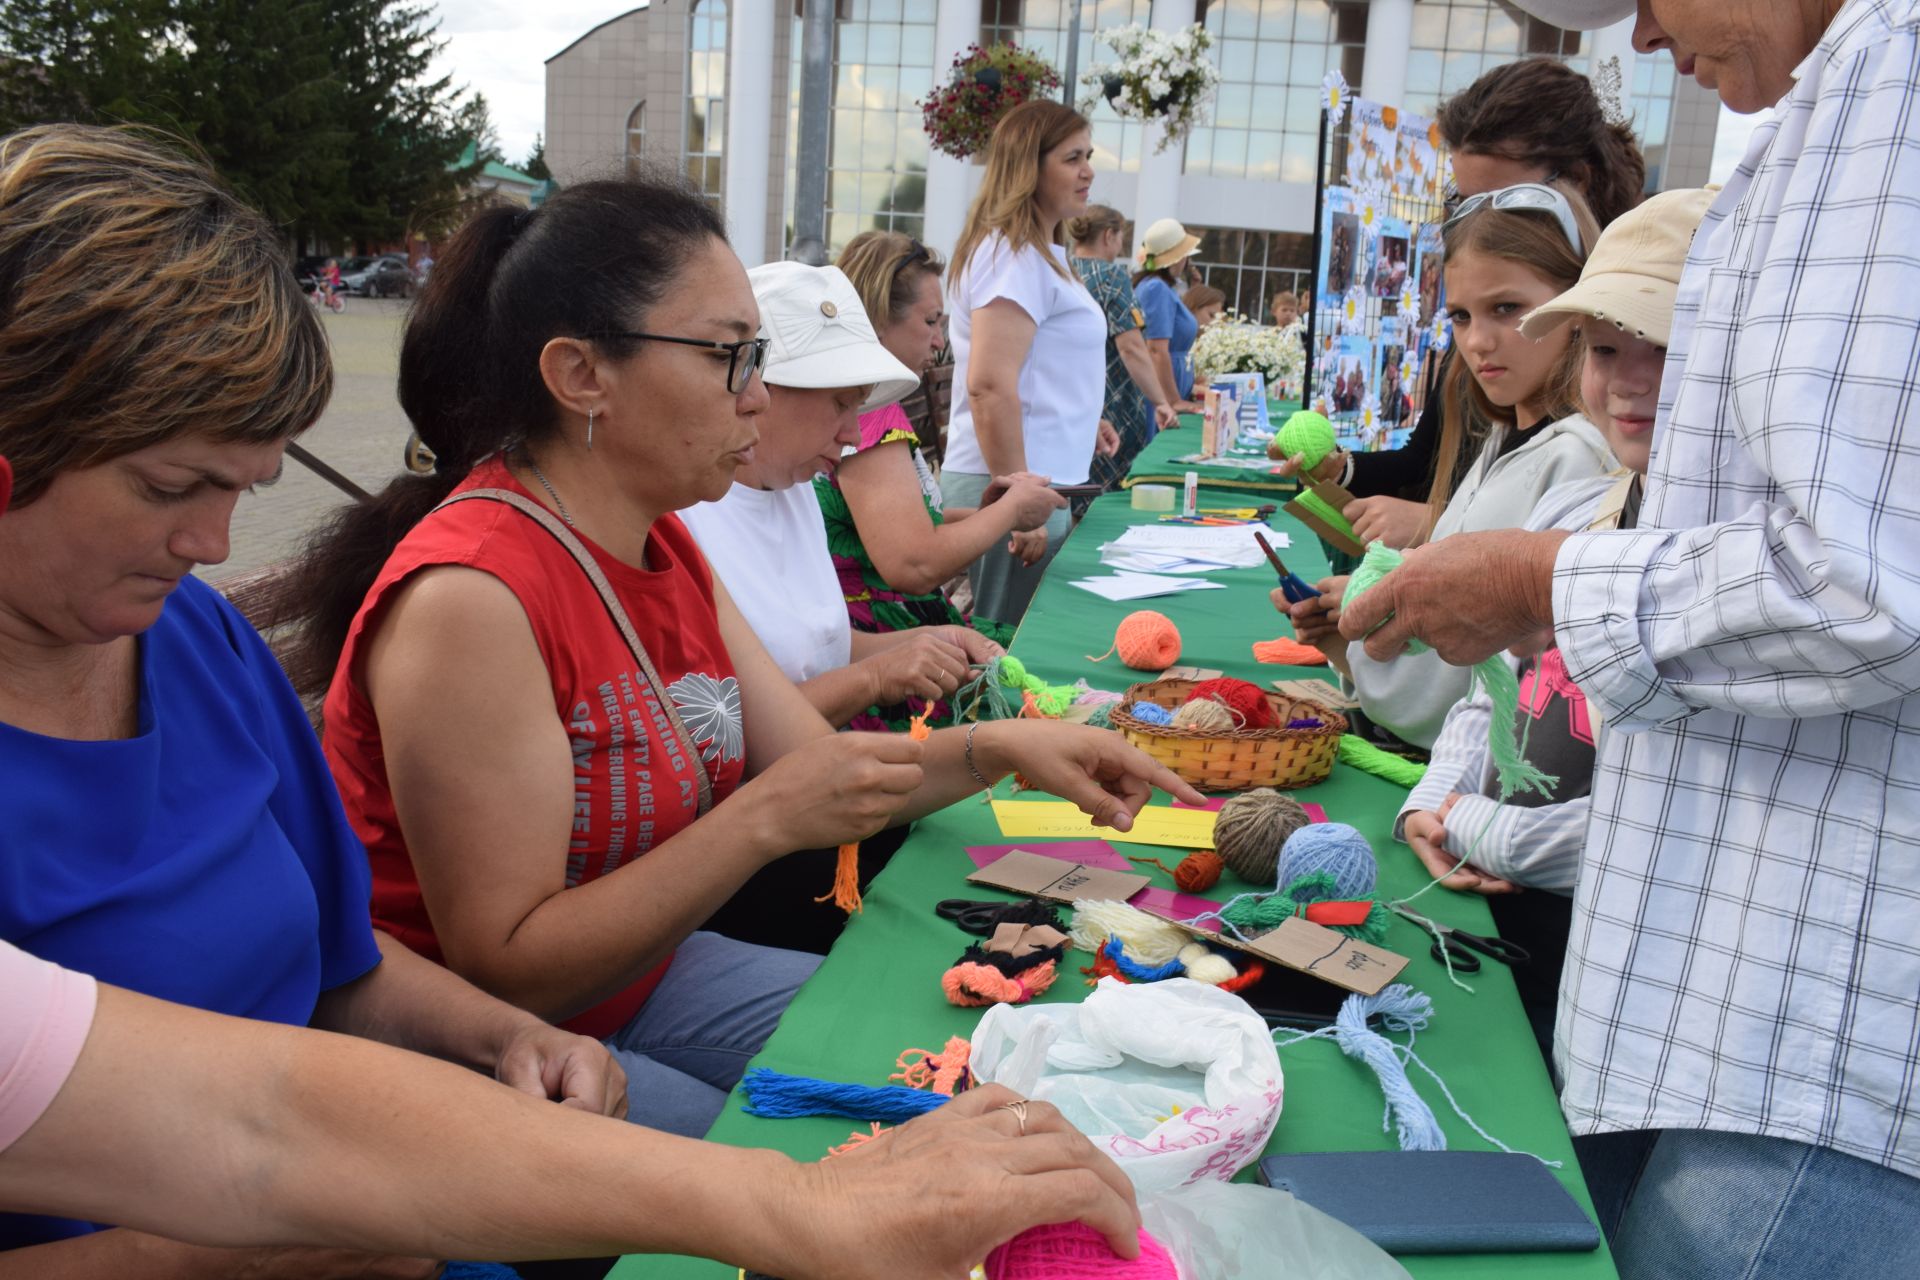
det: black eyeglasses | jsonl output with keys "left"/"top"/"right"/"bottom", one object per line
{"left": 588, "top": 331, "right": 770, "bottom": 394}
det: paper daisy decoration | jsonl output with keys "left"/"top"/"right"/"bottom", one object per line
{"left": 1321, "top": 69, "right": 1350, "bottom": 123}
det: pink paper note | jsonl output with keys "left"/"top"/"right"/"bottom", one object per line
{"left": 965, "top": 842, "right": 1224, "bottom": 922}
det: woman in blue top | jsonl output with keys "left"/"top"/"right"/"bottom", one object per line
{"left": 1132, "top": 217, "right": 1205, "bottom": 411}
{"left": 0, "top": 125, "right": 626, "bottom": 1275}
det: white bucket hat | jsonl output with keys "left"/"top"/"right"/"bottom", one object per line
{"left": 1506, "top": 0, "right": 1635, "bottom": 31}
{"left": 1520, "top": 186, "right": 1717, "bottom": 348}
{"left": 747, "top": 261, "right": 919, "bottom": 412}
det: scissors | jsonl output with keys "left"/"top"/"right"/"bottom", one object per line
{"left": 1255, "top": 531, "right": 1319, "bottom": 605}
{"left": 936, "top": 898, "right": 1010, "bottom": 937}
{"left": 1389, "top": 904, "right": 1529, "bottom": 974}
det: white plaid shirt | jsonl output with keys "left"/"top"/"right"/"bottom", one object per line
{"left": 1550, "top": 0, "right": 1920, "bottom": 1177}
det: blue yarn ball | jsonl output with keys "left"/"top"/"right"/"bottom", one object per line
{"left": 1127, "top": 700, "right": 1174, "bottom": 726}
{"left": 1276, "top": 822, "right": 1377, "bottom": 900}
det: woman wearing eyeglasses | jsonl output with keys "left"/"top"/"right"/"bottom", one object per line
{"left": 295, "top": 172, "right": 1202, "bottom": 1139}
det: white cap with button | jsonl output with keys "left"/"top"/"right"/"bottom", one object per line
{"left": 747, "top": 261, "right": 920, "bottom": 412}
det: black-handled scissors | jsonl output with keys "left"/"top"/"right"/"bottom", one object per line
{"left": 936, "top": 898, "right": 1009, "bottom": 937}
{"left": 1255, "top": 531, "right": 1319, "bottom": 605}
{"left": 1390, "top": 904, "right": 1529, "bottom": 974}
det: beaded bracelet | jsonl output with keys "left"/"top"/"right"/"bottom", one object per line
{"left": 964, "top": 722, "right": 989, "bottom": 787}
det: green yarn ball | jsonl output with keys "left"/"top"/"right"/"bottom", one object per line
{"left": 1278, "top": 410, "right": 1338, "bottom": 470}
{"left": 997, "top": 656, "right": 1028, "bottom": 687}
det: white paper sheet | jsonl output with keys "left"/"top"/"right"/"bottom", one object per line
{"left": 1068, "top": 572, "right": 1230, "bottom": 602}
{"left": 1098, "top": 524, "right": 1288, "bottom": 570}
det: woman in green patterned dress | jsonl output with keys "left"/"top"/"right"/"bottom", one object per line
{"left": 1066, "top": 206, "right": 1180, "bottom": 494}
{"left": 814, "top": 231, "right": 1063, "bottom": 726}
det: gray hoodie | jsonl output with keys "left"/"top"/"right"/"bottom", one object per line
{"left": 1347, "top": 414, "right": 1617, "bottom": 749}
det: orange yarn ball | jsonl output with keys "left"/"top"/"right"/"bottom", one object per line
{"left": 1174, "top": 850, "right": 1225, "bottom": 892}
{"left": 1115, "top": 610, "right": 1181, "bottom": 670}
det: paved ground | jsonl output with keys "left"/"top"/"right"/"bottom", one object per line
{"left": 201, "top": 297, "right": 415, "bottom": 582}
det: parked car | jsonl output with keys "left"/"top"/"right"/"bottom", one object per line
{"left": 343, "top": 255, "right": 413, "bottom": 298}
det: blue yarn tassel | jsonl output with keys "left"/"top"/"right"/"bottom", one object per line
{"left": 740, "top": 1067, "right": 952, "bottom": 1121}
{"left": 1101, "top": 937, "right": 1186, "bottom": 982}
{"left": 1276, "top": 984, "right": 1446, "bottom": 1152}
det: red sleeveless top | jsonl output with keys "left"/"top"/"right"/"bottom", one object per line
{"left": 322, "top": 458, "right": 747, "bottom": 1038}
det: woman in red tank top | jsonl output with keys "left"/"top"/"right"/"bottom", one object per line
{"left": 291, "top": 176, "right": 1199, "bottom": 1141}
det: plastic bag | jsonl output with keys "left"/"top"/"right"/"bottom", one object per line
{"left": 1142, "top": 1181, "right": 1412, "bottom": 1280}
{"left": 971, "top": 977, "right": 1283, "bottom": 1196}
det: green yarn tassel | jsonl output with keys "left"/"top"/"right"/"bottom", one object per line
{"left": 1219, "top": 870, "right": 1390, "bottom": 945}
{"left": 1343, "top": 542, "right": 1556, "bottom": 802}
{"left": 1338, "top": 735, "right": 1428, "bottom": 788}
{"left": 1293, "top": 488, "right": 1358, "bottom": 541}
{"left": 952, "top": 655, "right": 1078, "bottom": 724}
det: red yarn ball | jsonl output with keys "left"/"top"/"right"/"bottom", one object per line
{"left": 1174, "top": 850, "right": 1224, "bottom": 892}
{"left": 985, "top": 1224, "right": 1179, "bottom": 1280}
{"left": 1184, "top": 677, "right": 1276, "bottom": 729}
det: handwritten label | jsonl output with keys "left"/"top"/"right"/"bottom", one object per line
{"left": 1147, "top": 908, "right": 1409, "bottom": 995}
{"left": 967, "top": 849, "right": 1152, "bottom": 905}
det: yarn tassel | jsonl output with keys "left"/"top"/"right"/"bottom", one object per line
{"left": 1338, "top": 734, "right": 1428, "bottom": 787}
{"left": 1101, "top": 938, "right": 1186, "bottom": 982}
{"left": 1274, "top": 985, "right": 1446, "bottom": 1151}
{"left": 740, "top": 1067, "right": 951, "bottom": 1121}
{"left": 1472, "top": 658, "right": 1557, "bottom": 801}
{"left": 816, "top": 843, "right": 863, "bottom": 915}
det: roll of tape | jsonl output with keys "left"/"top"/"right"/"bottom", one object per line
{"left": 1131, "top": 484, "right": 1175, "bottom": 511}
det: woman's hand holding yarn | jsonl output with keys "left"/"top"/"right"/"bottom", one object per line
{"left": 1339, "top": 528, "right": 1570, "bottom": 665}
{"left": 861, "top": 632, "right": 972, "bottom": 706}
{"left": 974, "top": 720, "right": 1205, "bottom": 829}
{"left": 1344, "top": 495, "right": 1432, "bottom": 550}
{"left": 1273, "top": 447, "right": 1348, "bottom": 485}
{"left": 925, "top": 623, "right": 1005, "bottom": 665}
{"left": 773, "top": 1083, "right": 1143, "bottom": 1280}
{"left": 739, "top": 731, "right": 926, "bottom": 853}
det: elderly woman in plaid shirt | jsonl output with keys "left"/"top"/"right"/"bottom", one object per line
{"left": 1343, "top": 2, "right": 1920, "bottom": 1277}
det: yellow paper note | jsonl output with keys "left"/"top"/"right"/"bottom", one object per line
{"left": 990, "top": 799, "right": 1218, "bottom": 849}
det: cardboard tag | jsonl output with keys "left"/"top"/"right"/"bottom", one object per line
{"left": 1162, "top": 664, "right": 1225, "bottom": 682}
{"left": 1285, "top": 478, "right": 1367, "bottom": 557}
{"left": 1145, "top": 907, "right": 1409, "bottom": 996}
{"left": 967, "top": 849, "right": 1152, "bottom": 905}
{"left": 1271, "top": 678, "right": 1361, "bottom": 711}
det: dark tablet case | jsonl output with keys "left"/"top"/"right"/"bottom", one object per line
{"left": 1257, "top": 1150, "right": 1602, "bottom": 1254}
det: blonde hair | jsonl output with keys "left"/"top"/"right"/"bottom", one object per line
{"left": 836, "top": 230, "right": 945, "bottom": 329}
{"left": 1427, "top": 180, "right": 1598, "bottom": 517}
{"left": 1065, "top": 204, "right": 1125, "bottom": 246}
{"left": 0, "top": 124, "right": 330, "bottom": 506}
{"left": 948, "top": 100, "right": 1090, "bottom": 287}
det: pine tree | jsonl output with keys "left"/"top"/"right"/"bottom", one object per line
{"left": 523, "top": 132, "right": 550, "bottom": 181}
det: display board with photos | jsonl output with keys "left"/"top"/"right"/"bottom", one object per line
{"left": 1305, "top": 74, "right": 1453, "bottom": 456}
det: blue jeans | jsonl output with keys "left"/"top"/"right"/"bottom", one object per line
{"left": 601, "top": 931, "right": 819, "bottom": 1137}
{"left": 941, "top": 470, "right": 1072, "bottom": 629}
{"left": 1575, "top": 1128, "right": 1920, "bottom": 1279}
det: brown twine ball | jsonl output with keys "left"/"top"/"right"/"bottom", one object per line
{"left": 1213, "top": 788, "right": 1311, "bottom": 885}
{"left": 1171, "top": 698, "right": 1238, "bottom": 733}
{"left": 1174, "top": 851, "right": 1224, "bottom": 892}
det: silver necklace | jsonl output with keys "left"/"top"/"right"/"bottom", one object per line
{"left": 523, "top": 456, "right": 574, "bottom": 528}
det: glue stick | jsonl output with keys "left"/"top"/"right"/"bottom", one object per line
{"left": 1182, "top": 470, "right": 1198, "bottom": 517}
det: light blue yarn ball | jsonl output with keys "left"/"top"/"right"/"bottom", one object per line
{"left": 1276, "top": 822, "right": 1377, "bottom": 900}
{"left": 1127, "top": 700, "right": 1174, "bottom": 726}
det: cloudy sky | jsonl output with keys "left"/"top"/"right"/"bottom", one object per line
{"left": 436, "top": 2, "right": 1767, "bottom": 181}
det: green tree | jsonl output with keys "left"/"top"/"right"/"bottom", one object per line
{"left": 456, "top": 91, "right": 503, "bottom": 165}
{"left": 522, "top": 132, "right": 550, "bottom": 181}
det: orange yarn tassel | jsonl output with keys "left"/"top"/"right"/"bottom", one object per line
{"left": 826, "top": 1122, "right": 891, "bottom": 1157}
{"left": 818, "top": 713, "right": 930, "bottom": 916}
{"left": 943, "top": 959, "right": 1058, "bottom": 1007}
{"left": 892, "top": 1036, "right": 973, "bottom": 1096}
{"left": 1252, "top": 637, "right": 1329, "bottom": 665}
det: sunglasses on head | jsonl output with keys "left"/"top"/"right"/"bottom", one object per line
{"left": 1443, "top": 181, "right": 1582, "bottom": 255}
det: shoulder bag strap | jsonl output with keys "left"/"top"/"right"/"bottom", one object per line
{"left": 435, "top": 488, "right": 714, "bottom": 816}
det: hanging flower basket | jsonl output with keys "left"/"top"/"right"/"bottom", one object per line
{"left": 1077, "top": 23, "right": 1221, "bottom": 154}
{"left": 920, "top": 43, "right": 1063, "bottom": 161}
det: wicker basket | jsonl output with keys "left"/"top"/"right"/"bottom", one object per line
{"left": 1111, "top": 678, "right": 1346, "bottom": 791}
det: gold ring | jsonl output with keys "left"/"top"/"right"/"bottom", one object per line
{"left": 998, "top": 1100, "right": 1030, "bottom": 1135}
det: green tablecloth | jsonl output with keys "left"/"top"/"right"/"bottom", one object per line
{"left": 1123, "top": 400, "right": 1302, "bottom": 495}
{"left": 614, "top": 495, "right": 1615, "bottom": 1280}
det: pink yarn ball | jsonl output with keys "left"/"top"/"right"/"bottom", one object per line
{"left": 984, "top": 1223, "right": 1179, "bottom": 1279}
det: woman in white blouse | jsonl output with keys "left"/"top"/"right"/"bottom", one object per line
{"left": 941, "top": 100, "right": 1113, "bottom": 629}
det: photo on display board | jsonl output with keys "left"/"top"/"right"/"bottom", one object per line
{"left": 1413, "top": 223, "right": 1445, "bottom": 326}
{"left": 1373, "top": 216, "right": 1412, "bottom": 300}
{"left": 1376, "top": 317, "right": 1412, "bottom": 428}
{"left": 1317, "top": 333, "right": 1374, "bottom": 424}
{"left": 1344, "top": 99, "right": 1399, "bottom": 195}
{"left": 1396, "top": 112, "right": 1443, "bottom": 205}
{"left": 1320, "top": 187, "right": 1360, "bottom": 299}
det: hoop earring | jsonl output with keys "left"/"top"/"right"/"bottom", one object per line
{"left": 586, "top": 407, "right": 595, "bottom": 451}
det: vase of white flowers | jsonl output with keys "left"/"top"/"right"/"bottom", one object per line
{"left": 1077, "top": 24, "right": 1221, "bottom": 154}
{"left": 1190, "top": 313, "right": 1308, "bottom": 403}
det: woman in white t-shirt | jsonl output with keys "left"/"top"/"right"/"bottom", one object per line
{"left": 943, "top": 100, "right": 1111, "bottom": 628}
{"left": 680, "top": 261, "right": 1004, "bottom": 727}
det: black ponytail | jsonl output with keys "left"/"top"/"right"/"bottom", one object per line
{"left": 286, "top": 166, "right": 726, "bottom": 697}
